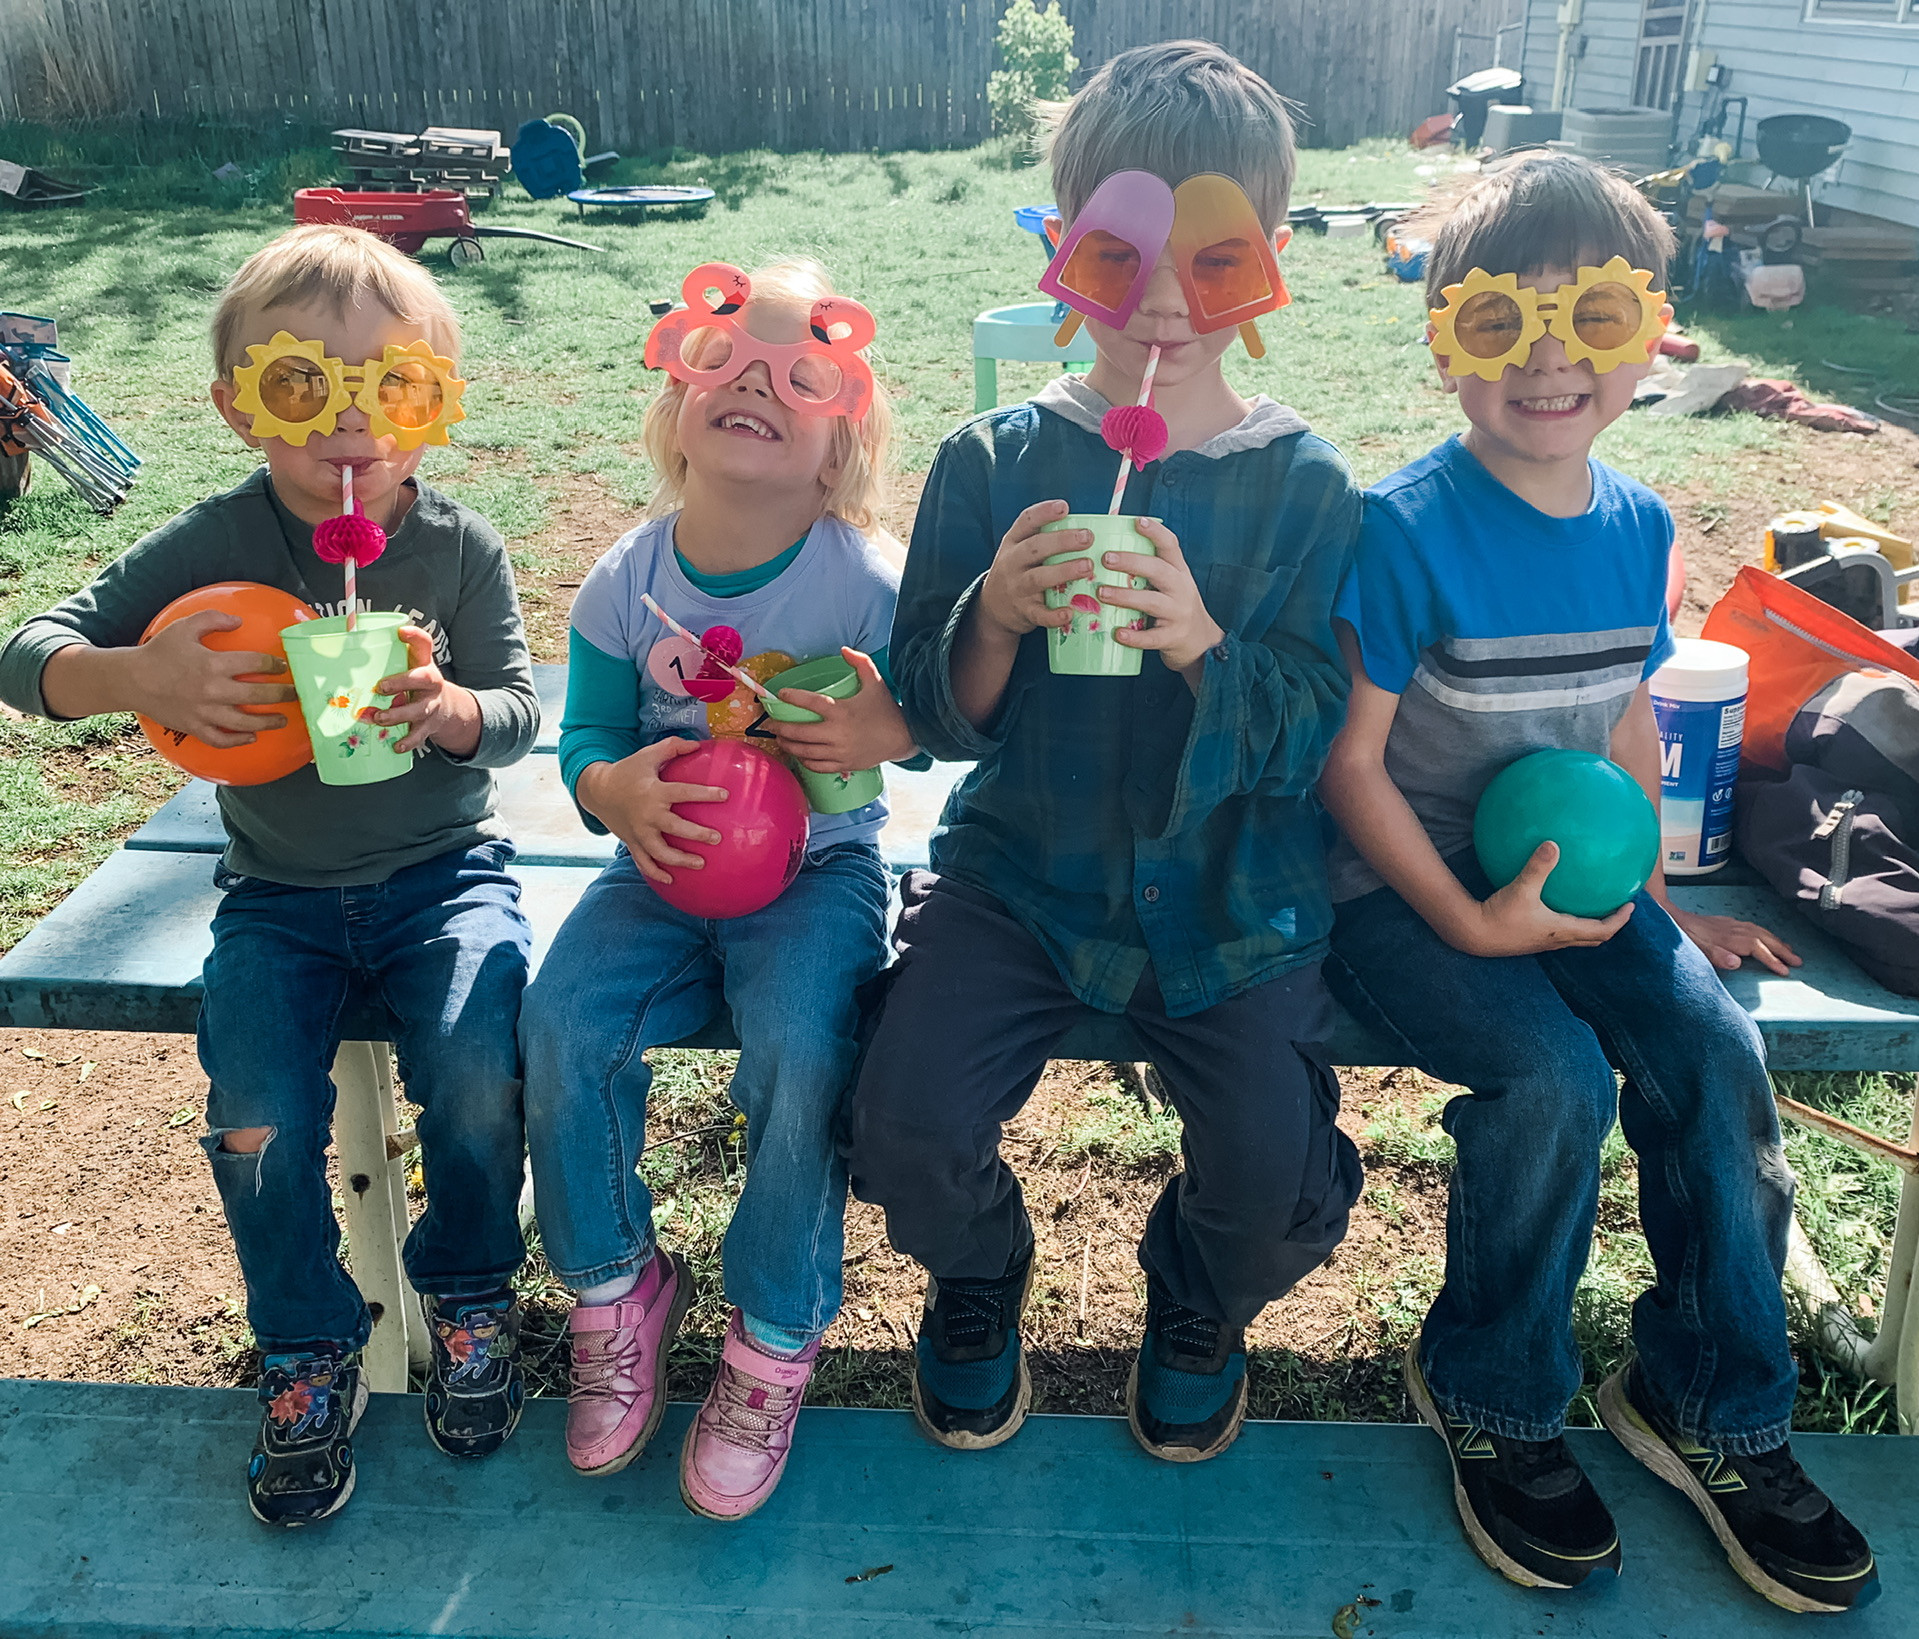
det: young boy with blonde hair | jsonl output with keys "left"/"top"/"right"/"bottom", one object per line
{"left": 0, "top": 225, "right": 539, "bottom": 1526}
{"left": 1318, "top": 156, "right": 1877, "bottom": 1610}
{"left": 849, "top": 41, "right": 1363, "bottom": 1463}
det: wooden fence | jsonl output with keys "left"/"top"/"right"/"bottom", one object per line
{"left": 1, "top": 0, "right": 1523, "bottom": 152}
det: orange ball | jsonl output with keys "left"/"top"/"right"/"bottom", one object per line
{"left": 137, "top": 582, "right": 320, "bottom": 787}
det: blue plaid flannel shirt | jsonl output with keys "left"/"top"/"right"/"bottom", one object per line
{"left": 891, "top": 378, "right": 1361, "bottom": 1018}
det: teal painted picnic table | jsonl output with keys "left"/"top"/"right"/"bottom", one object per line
{"left": 0, "top": 1380, "right": 1910, "bottom": 1639}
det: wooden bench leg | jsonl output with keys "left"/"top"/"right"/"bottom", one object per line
{"left": 332, "top": 1041, "right": 426, "bottom": 1392}
{"left": 1861, "top": 1148, "right": 1919, "bottom": 1434}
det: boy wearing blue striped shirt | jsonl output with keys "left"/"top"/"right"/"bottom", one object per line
{"left": 1318, "top": 155, "right": 1876, "bottom": 1612}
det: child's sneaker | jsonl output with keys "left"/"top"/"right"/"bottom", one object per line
{"left": 1598, "top": 1362, "right": 1879, "bottom": 1612}
{"left": 246, "top": 1349, "right": 368, "bottom": 1528}
{"left": 564, "top": 1250, "right": 692, "bottom": 1475}
{"left": 424, "top": 1291, "right": 524, "bottom": 1458}
{"left": 1126, "top": 1283, "right": 1247, "bottom": 1462}
{"left": 1405, "top": 1341, "right": 1621, "bottom": 1589}
{"left": 680, "top": 1309, "right": 818, "bottom": 1521}
{"left": 911, "top": 1249, "right": 1033, "bottom": 1450}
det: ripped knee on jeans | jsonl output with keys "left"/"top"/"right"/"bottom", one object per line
{"left": 215, "top": 1125, "right": 275, "bottom": 1155}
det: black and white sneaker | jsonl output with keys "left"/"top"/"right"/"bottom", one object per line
{"left": 1599, "top": 1362, "right": 1879, "bottom": 1613}
{"left": 1126, "top": 1283, "right": 1247, "bottom": 1463}
{"left": 247, "top": 1349, "right": 368, "bottom": 1527}
{"left": 424, "top": 1291, "right": 525, "bottom": 1459}
{"left": 1406, "top": 1343, "right": 1621, "bottom": 1589}
{"left": 911, "top": 1248, "right": 1034, "bottom": 1450}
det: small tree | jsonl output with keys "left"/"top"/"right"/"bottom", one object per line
{"left": 987, "top": 0, "right": 1078, "bottom": 138}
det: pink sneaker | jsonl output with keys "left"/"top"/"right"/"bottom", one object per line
{"left": 564, "top": 1250, "right": 692, "bottom": 1476}
{"left": 679, "top": 1309, "right": 818, "bottom": 1521}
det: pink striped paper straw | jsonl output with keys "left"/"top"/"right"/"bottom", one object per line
{"left": 1106, "top": 344, "right": 1163, "bottom": 516}
{"left": 640, "top": 593, "right": 778, "bottom": 703}
{"left": 341, "top": 465, "right": 358, "bottom": 631}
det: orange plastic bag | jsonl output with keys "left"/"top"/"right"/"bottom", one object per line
{"left": 1701, "top": 566, "right": 1919, "bottom": 773}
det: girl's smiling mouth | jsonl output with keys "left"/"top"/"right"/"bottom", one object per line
{"left": 715, "top": 411, "right": 781, "bottom": 441}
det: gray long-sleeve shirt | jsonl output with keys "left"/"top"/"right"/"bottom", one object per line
{"left": 0, "top": 468, "right": 538, "bottom": 886}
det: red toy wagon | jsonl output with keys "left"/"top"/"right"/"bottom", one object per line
{"left": 293, "top": 188, "right": 604, "bottom": 267}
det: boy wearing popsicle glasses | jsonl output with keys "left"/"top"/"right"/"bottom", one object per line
{"left": 849, "top": 41, "right": 1363, "bottom": 1465}
{"left": 1317, "top": 156, "right": 1876, "bottom": 1610}
{"left": 0, "top": 225, "right": 538, "bottom": 1526}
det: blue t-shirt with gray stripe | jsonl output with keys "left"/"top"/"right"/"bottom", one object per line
{"left": 1327, "top": 435, "right": 1675, "bottom": 903}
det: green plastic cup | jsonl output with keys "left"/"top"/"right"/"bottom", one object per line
{"left": 279, "top": 613, "right": 414, "bottom": 787}
{"left": 1040, "top": 513, "right": 1159, "bottom": 677}
{"left": 764, "top": 654, "right": 886, "bottom": 814}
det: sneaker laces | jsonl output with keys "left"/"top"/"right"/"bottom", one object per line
{"left": 1151, "top": 1301, "right": 1221, "bottom": 1359}
{"left": 705, "top": 1357, "right": 798, "bottom": 1454}
{"left": 1730, "top": 1443, "right": 1827, "bottom": 1522}
{"left": 569, "top": 1318, "right": 646, "bottom": 1404}
{"left": 1498, "top": 1434, "right": 1585, "bottom": 1500}
{"left": 934, "top": 1277, "right": 1017, "bottom": 1351}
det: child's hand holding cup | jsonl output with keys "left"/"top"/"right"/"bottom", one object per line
{"left": 1039, "top": 514, "right": 1161, "bottom": 677}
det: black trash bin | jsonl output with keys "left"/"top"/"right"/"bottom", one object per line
{"left": 1449, "top": 67, "right": 1525, "bottom": 149}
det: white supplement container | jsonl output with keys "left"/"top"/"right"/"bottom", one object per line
{"left": 1651, "top": 638, "right": 1749, "bottom": 876}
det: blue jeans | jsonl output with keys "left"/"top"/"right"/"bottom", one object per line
{"left": 519, "top": 841, "right": 890, "bottom": 1340}
{"left": 197, "top": 841, "right": 532, "bottom": 1353}
{"left": 1326, "top": 854, "right": 1798, "bottom": 1455}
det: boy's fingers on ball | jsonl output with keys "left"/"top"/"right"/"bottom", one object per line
{"left": 238, "top": 681, "right": 299, "bottom": 706}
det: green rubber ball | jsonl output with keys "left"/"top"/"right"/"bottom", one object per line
{"left": 1472, "top": 749, "right": 1661, "bottom": 918}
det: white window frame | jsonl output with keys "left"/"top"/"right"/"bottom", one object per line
{"left": 1804, "top": 0, "right": 1916, "bottom": 24}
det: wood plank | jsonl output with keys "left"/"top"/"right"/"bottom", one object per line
{"left": 0, "top": 1381, "right": 1911, "bottom": 1639}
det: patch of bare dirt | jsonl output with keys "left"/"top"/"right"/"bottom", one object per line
{"left": 0, "top": 1030, "right": 248, "bottom": 1385}
{"left": 1665, "top": 419, "right": 1919, "bottom": 637}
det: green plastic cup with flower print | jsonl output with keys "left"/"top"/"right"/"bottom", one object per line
{"left": 279, "top": 612, "right": 414, "bottom": 786}
{"left": 763, "top": 653, "right": 886, "bottom": 814}
{"left": 1040, "top": 513, "right": 1160, "bottom": 677}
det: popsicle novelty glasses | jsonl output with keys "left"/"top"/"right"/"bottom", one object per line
{"left": 644, "top": 262, "right": 877, "bottom": 421}
{"left": 1038, "top": 171, "right": 1290, "bottom": 358}
{"left": 230, "top": 333, "right": 467, "bottom": 449}
{"left": 1428, "top": 259, "right": 1667, "bottom": 381}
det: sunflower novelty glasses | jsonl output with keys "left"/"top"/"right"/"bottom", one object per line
{"left": 1038, "top": 171, "right": 1290, "bottom": 358}
{"left": 644, "top": 262, "right": 877, "bottom": 421}
{"left": 1428, "top": 259, "right": 1667, "bottom": 381}
{"left": 230, "top": 333, "right": 467, "bottom": 449}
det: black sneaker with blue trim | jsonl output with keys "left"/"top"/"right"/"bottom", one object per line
{"left": 1599, "top": 1362, "right": 1878, "bottom": 1613}
{"left": 1405, "top": 1342, "right": 1621, "bottom": 1589}
{"left": 424, "top": 1291, "right": 525, "bottom": 1459}
{"left": 247, "top": 1348, "right": 367, "bottom": 1528}
{"left": 911, "top": 1248, "right": 1034, "bottom": 1450}
{"left": 1126, "top": 1283, "right": 1248, "bottom": 1463}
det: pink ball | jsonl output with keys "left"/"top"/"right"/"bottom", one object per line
{"left": 1100, "top": 403, "right": 1169, "bottom": 464}
{"left": 313, "top": 510, "right": 389, "bottom": 566}
{"left": 652, "top": 740, "right": 809, "bottom": 920}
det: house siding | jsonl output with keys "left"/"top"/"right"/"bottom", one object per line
{"left": 1519, "top": 0, "right": 1919, "bottom": 228}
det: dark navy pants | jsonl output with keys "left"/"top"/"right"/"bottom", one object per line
{"left": 848, "top": 872, "right": 1362, "bottom": 1328}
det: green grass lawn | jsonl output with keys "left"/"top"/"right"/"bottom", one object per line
{"left": 3, "top": 125, "right": 1914, "bottom": 1429}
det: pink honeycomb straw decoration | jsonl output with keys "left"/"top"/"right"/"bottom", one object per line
{"left": 1099, "top": 344, "right": 1165, "bottom": 515}
{"left": 312, "top": 467, "right": 388, "bottom": 631}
